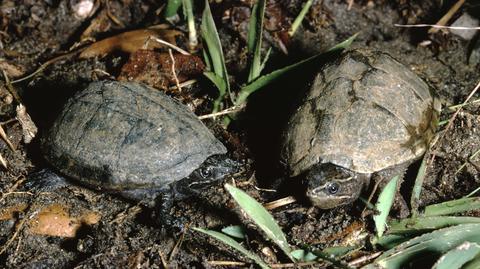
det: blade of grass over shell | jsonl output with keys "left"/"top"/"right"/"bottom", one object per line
{"left": 365, "top": 223, "right": 480, "bottom": 269}
{"left": 235, "top": 33, "right": 358, "bottom": 105}
{"left": 164, "top": 0, "right": 182, "bottom": 18}
{"left": 424, "top": 197, "right": 480, "bottom": 217}
{"left": 432, "top": 242, "right": 480, "bottom": 269}
{"left": 192, "top": 227, "right": 270, "bottom": 269}
{"left": 201, "top": 0, "right": 230, "bottom": 111}
{"left": 410, "top": 157, "right": 427, "bottom": 216}
{"left": 247, "top": 0, "right": 266, "bottom": 82}
{"left": 288, "top": 0, "right": 313, "bottom": 36}
{"left": 373, "top": 175, "right": 399, "bottom": 237}
{"left": 224, "top": 184, "right": 295, "bottom": 262}
{"left": 389, "top": 216, "right": 480, "bottom": 234}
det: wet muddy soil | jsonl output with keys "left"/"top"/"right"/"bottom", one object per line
{"left": 0, "top": 0, "right": 479, "bottom": 268}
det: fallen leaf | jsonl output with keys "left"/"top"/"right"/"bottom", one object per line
{"left": 79, "top": 28, "right": 183, "bottom": 59}
{"left": 29, "top": 204, "right": 101, "bottom": 238}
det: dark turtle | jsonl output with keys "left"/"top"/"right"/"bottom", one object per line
{"left": 281, "top": 49, "right": 440, "bottom": 210}
{"left": 42, "top": 81, "right": 238, "bottom": 210}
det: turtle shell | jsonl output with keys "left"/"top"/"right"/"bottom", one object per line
{"left": 282, "top": 49, "right": 439, "bottom": 176}
{"left": 42, "top": 81, "right": 226, "bottom": 191}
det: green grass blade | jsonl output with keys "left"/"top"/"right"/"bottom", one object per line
{"left": 410, "top": 157, "right": 427, "bottom": 216}
{"left": 164, "top": 0, "right": 182, "bottom": 18}
{"left": 201, "top": 0, "right": 230, "bottom": 110}
{"left": 291, "top": 249, "right": 317, "bottom": 262}
{"left": 424, "top": 197, "right": 480, "bottom": 217}
{"left": 192, "top": 227, "right": 271, "bottom": 269}
{"left": 224, "top": 184, "right": 294, "bottom": 261}
{"left": 247, "top": 0, "right": 266, "bottom": 82}
{"left": 326, "top": 32, "right": 358, "bottom": 52}
{"left": 235, "top": 33, "right": 358, "bottom": 105}
{"left": 432, "top": 242, "right": 480, "bottom": 269}
{"left": 221, "top": 225, "right": 246, "bottom": 239}
{"left": 389, "top": 216, "right": 480, "bottom": 234}
{"left": 463, "top": 254, "right": 480, "bottom": 269}
{"left": 182, "top": 0, "right": 197, "bottom": 50}
{"left": 369, "top": 224, "right": 480, "bottom": 269}
{"left": 374, "top": 175, "right": 399, "bottom": 237}
{"left": 373, "top": 234, "right": 411, "bottom": 249}
{"left": 288, "top": 0, "right": 313, "bottom": 36}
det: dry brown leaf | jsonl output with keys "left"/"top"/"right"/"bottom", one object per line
{"left": 28, "top": 204, "right": 101, "bottom": 238}
{"left": 16, "top": 104, "right": 38, "bottom": 144}
{"left": 79, "top": 28, "right": 183, "bottom": 59}
{"left": 0, "top": 203, "right": 28, "bottom": 221}
{"left": 0, "top": 60, "right": 25, "bottom": 78}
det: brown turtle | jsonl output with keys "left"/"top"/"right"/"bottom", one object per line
{"left": 281, "top": 49, "right": 440, "bottom": 209}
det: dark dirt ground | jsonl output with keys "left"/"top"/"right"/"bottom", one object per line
{"left": 0, "top": 0, "right": 480, "bottom": 268}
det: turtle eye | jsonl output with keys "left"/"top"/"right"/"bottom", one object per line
{"left": 326, "top": 182, "right": 339, "bottom": 195}
{"left": 199, "top": 167, "right": 213, "bottom": 178}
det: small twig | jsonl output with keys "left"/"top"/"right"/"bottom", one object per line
{"left": 158, "top": 250, "right": 169, "bottom": 268}
{"left": 144, "top": 36, "right": 190, "bottom": 55}
{"left": 207, "top": 260, "right": 247, "bottom": 266}
{"left": 347, "top": 0, "right": 354, "bottom": 10}
{"left": 168, "top": 79, "right": 197, "bottom": 91}
{"left": 12, "top": 49, "right": 82, "bottom": 84}
{"left": 168, "top": 49, "right": 182, "bottom": 92}
{"left": 198, "top": 104, "right": 246, "bottom": 120}
{"left": 0, "top": 217, "right": 27, "bottom": 255}
{"left": 0, "top": 124, "right": 15, "bottom": 151}
{"left": 105, "top": 0, "right": 125, "bottom": 27}
{"left": 429, "top": 0, "right": 465, "bottom": 34}
{"left": 0, "top": 153, "right": 7, "bottom": 169}
{"left": 263, "top": 196, "right": 297, "bottom": 210}
{"left": 2, "top": 70, "right": 22, "bottom": 103}
{"left": 0, "top": 176, "right": 25, "bottom": 203}
{"left": 169, "top": 224, "right": 188, "bottom": 261}
{"left": 456, "top": 147, "right": 480, "bottom": 174}
{"left": 348, "top": 251, "right": 382, "bottom": 267}
{"left": 394, "top": 24, "right": 480, "bottom": 30}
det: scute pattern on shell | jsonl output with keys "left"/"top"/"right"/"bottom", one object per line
{"left": 282, "top": 49, "right": 438, "bottom": 176}
{"left": 43, "top": 81, "right": 226, "bottom": 190}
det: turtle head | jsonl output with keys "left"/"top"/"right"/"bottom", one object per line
{"left": 189, "top": 155, "right": 240, "bottom": 183}
{"left": 304, "top": 163, "right": 368, "bottom": 209}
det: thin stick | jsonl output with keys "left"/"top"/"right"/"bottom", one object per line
{"left": 168, "top": 79, "right": 197, "bottom": 91}
{"left": 429, "top": 0, "right": 466, "bottom": 34}
{"left": 0, "top": 217, "right": 27, "bottom": 255}
{"left": 169, "top": 224, "right": 188, "bottom": 261}
{"left": 168, "top": 49, "right": 182, "bottom": 92}
{"left": 394, "top": 24, "right": 480, "bottom": 30}
{"left": 198, "top": 104, "right": 245, "bottom": 120}
{"left": 12, "top": 49, "right": 82, "bottom": 84}
{"left": 263, "top": 196, "right": 297, "bottom": 210}
{"left": 0, "top": 124, "right": 15, "bottom": 151}
{"left": 145, "top": 36, "right": 190, "bottom": 55}
{"left": 348, "top": 251, "right": 382, "bottom": 266}
{"left": 0, "top": 153, "right": 7, "bottom": 169}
